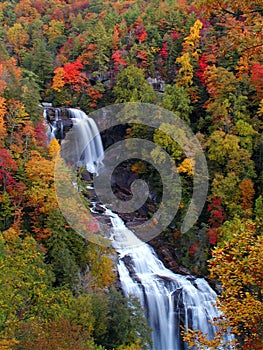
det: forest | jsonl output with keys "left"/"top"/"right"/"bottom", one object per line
{"left": 0, "top": 0, "right": 262, "bottom": 349}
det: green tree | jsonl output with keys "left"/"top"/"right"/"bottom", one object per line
{"left": 45, "top": 209, "right": 87, "bottom": 289}
{"left": 21, "top": 70, "right": 42, "bottom": 122}
{"left": 93, "top": 288, "right": 152, "bottom": 350}
{"left": 0, "top": 191, "right": 14, "bottom": 230}
{"left": 160, "top": 83, "right": 193, "bottom": 124}
{"left": 23, "top": 39, "right": 54, "bottom": 89}
{"left": 113, "top": 65, "right": 157, "bottom": 103}
{"left": 255, "top": 195, "right": 263, "bottom": 227}
{"left": 6, "top": 23, "right": 29, "bottom": 61}
{"left": 0, "top": 229, "right": 71, "bottom": 343}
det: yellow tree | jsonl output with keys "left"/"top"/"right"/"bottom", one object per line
{"left": 6, "top": 23, "right": 29, "bottom": 60}
{"left": 14, "top": 0, "right": 39, "bottom": 24}
{"left": 209, "top": 218, "right": 263, "bottom": 349}
{"left": 24, "top": 150, "right": 57, "bottom": 239}
{"left": 5, "top": 99, "right": 29, "bottom": 147}
{"left": 48, "top": 138, "right": 60, "bottom": 159}
{"left": 176, "top": 20, "right": 203, "bottom": 100}
{"left": 184, "top": 217, "right": 263, "bottom": 349}
{"left": 183, "top": 19, "right": 203, "bottom": 53}
{"left": 176, "top": 52, "right": 194, "bottom": 88}
{"left": 0, "top": 97, "right": 7, "bottom": 148}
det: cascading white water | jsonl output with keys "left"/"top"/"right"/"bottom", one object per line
{"left": 45, "top": 107, "right": 232, "bottom": 349}
{"left": 44, "top": 107, "right": 104, "bottom": 174}
{"left": 107, "top": 208, "right": 221, "bottom": 350}
{"left": 44, "top": 109, "right": 56, "bottom": 143}
{"left": 67, "top": 108, "right": 104, "bottom": 174}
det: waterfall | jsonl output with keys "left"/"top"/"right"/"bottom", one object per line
{"left": 106, "top": 208, "right": 221, "bottom": 350}
{"left": 66, "top": 108, "right": 104, "bottom": 174}
{"left": 44, "top": 109, "right": 56, "bottom": 143}
{"left": 44, "top": 106, "right": 232, "bottom": 349}
{"left": 44, "top": 107, "right": 104, "bottom": 174}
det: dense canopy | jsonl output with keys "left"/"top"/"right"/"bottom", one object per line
{"left": 0, "top": 0, "right": 262, "bottom": 349}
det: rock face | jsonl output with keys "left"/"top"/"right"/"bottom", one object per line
{"left": 44, "top": 107, "right": 74, "bottom": 140}
{"left": 157, "top": 246, "right": 191, "bottom": 275}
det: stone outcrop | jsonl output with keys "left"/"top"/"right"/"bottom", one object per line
{"left": 44, "top": 107, "right": 74, "bottom": 140}
{"left": 157, "top": 246, "right": 191, "bottom": 275}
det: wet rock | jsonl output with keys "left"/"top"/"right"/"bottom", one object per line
{"left": 81, "top": 171, "right": 92, "bottom": 182}
{"left": 117, "top": 212, "right": 137, "bottom": 223}
{"left": 85, "top": 189, "right": 96, "bottom": 199}
{"left": 94, "top": 204, "right": 106, "bottom": 213}
{"left": 126, "top": 217, "right": 147, "bottom": 227}
{"left": 44, "top": 107, "right": 74, "bottom": 139}
{"left": 155, "top": 246, "right": 191, "bottom": 275}
{"left": 120, "top": 255, "right": 142, "bottom": 285}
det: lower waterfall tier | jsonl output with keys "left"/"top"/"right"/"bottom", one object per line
{"left": 106, "top": 208, "right": 225, "bottom": 350}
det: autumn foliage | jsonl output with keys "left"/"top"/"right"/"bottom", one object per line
{"left": 209, "top": 219, "right": 263, "bottom": 349}
{"left": 52, "top": 60, "right": 90, "bottom": 93}
{"left": 0, "top": 0, "right": 262, "bottom": 348}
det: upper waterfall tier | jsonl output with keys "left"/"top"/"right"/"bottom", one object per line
{"left": 44, "top": 107, "right": 104, "bottom": 174}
